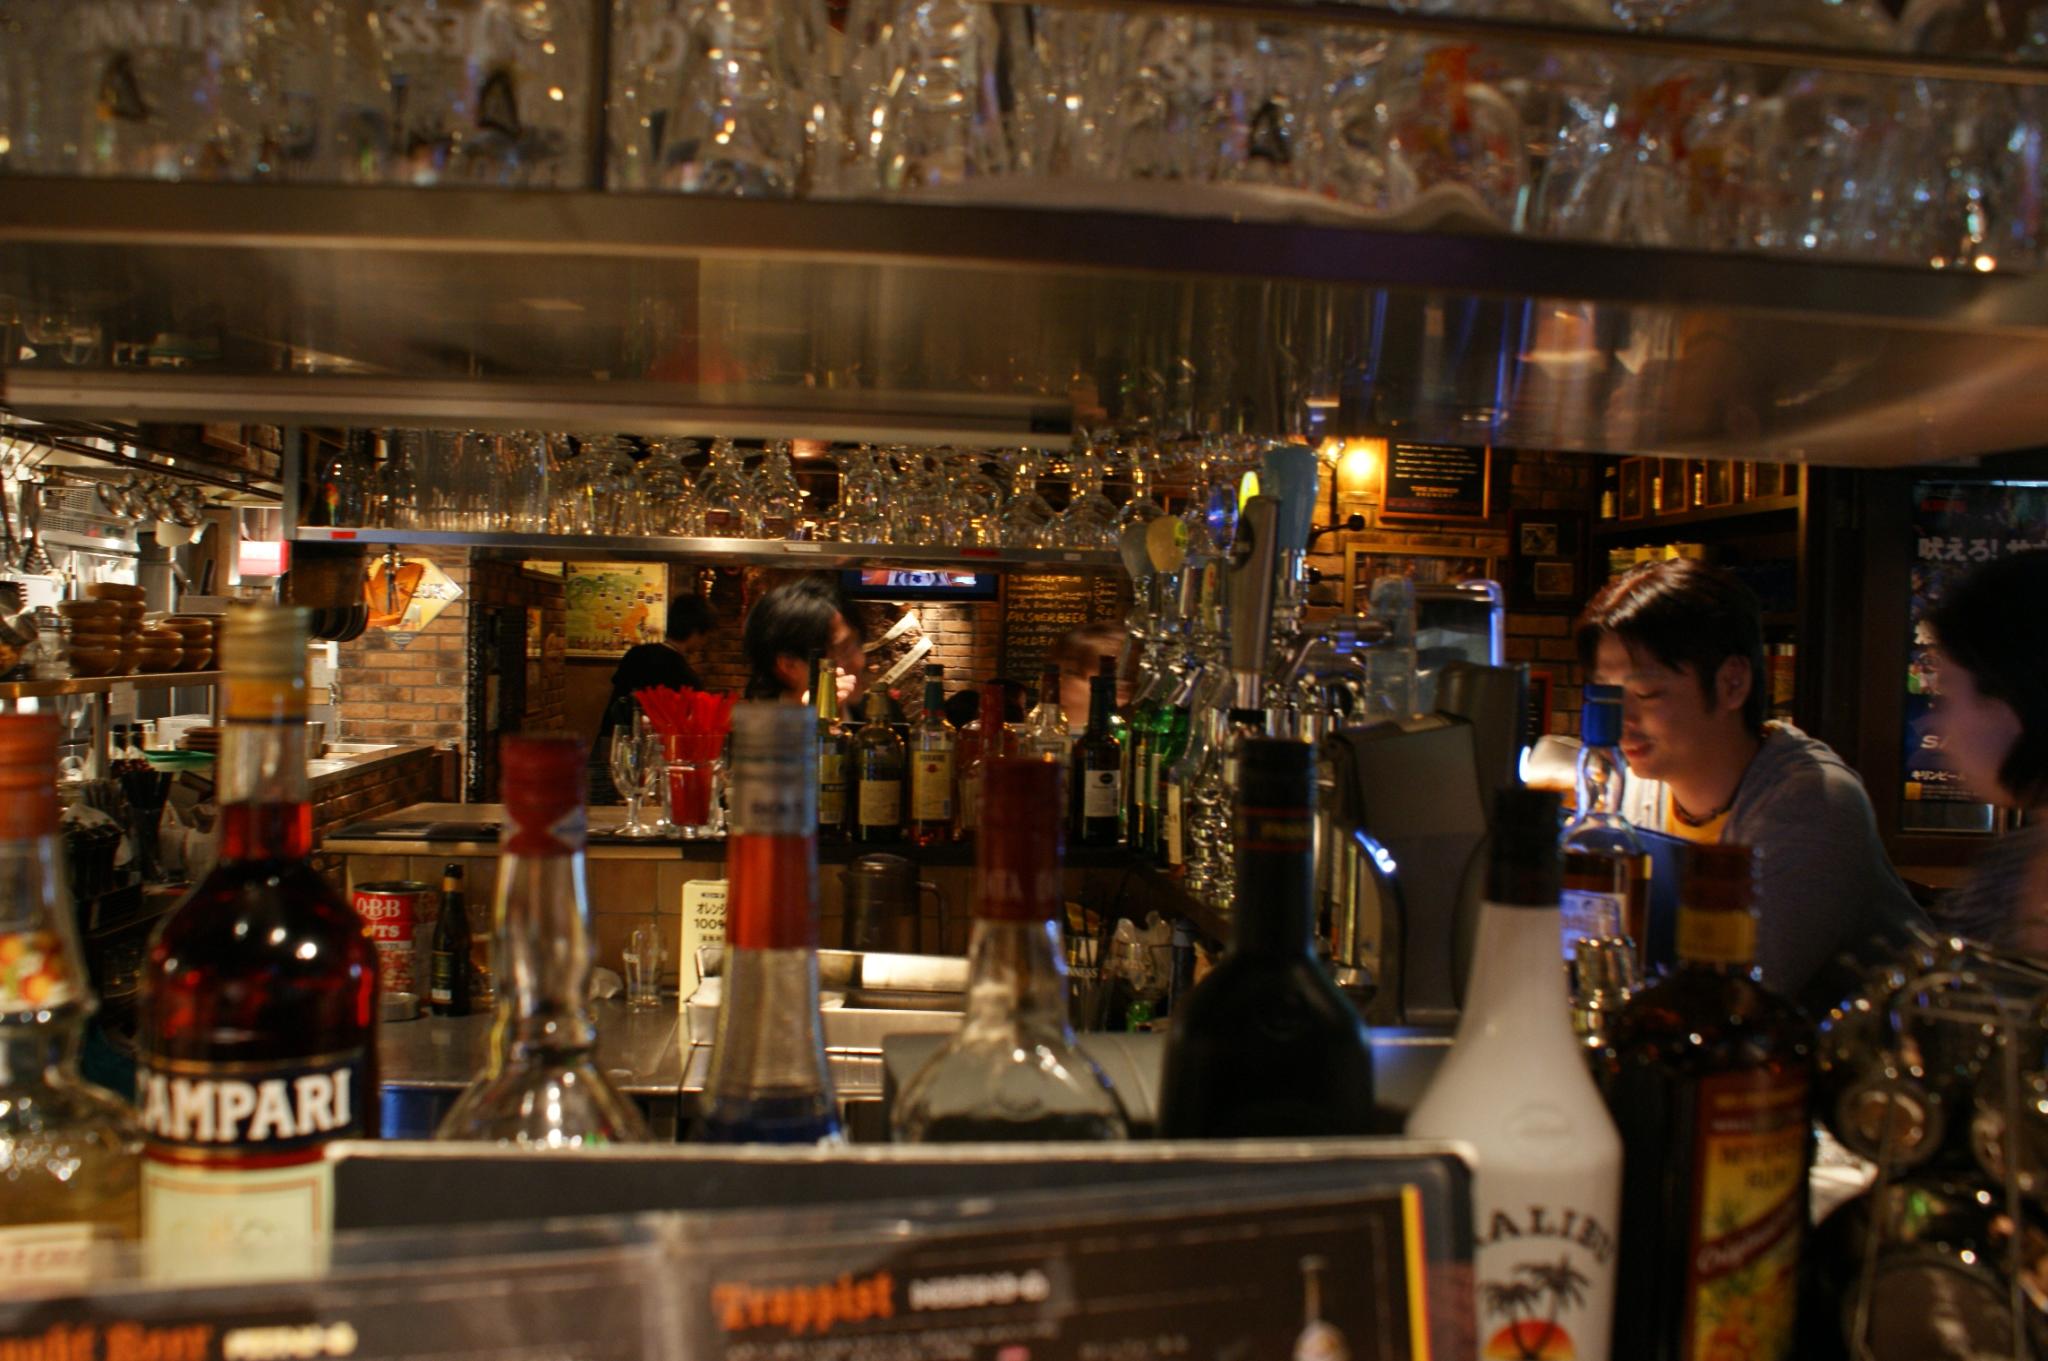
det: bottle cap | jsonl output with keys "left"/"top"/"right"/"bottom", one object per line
{"left": 0, "top": 714, "right": 61, "bottom": 839}
{"left": 1677, "top": 843, "right": 1760, "bottom": 966}
{"left": 1488, "top": 786, "right": 1564, "bottom": 907}
{"left": 924, "top": 663, "right": 943, "bottom": 679}
{"left": 500, "top": 734, "right": 588, "bottom": 855}
{"left": 729, "top": 700, "right": 816, "bottom": 835}
{"left": 978, "top": 758, "right": 1064, "bottom": 922}
{"left": 1581, "top": 683, "right": 1624, "bottom": 749}
{"left": 222, "top": 603, "right": 310, "bottom": 721}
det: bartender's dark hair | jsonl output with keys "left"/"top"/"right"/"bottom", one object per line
{"left": 742, "top": 575, "right": 856, "bottom": 700}
{"left": 1575, "top": 558, "right": 1767, "bottom": 736}
{"left": 664, "top": 594, "right": 714, "bottom": 641}
{"left": 1929, "top": 551, "right": 2048, "bottom": 805}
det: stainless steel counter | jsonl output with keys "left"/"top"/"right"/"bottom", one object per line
{"left": 377, "top": 997, "right": 683, "bottom": 1095}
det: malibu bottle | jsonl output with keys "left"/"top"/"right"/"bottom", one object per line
{"left": 1408, "top": 787, "right": 1622, "bottom": 1361}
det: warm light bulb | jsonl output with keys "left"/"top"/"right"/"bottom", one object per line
{"left": 1336, "top": 437, "right": 1386, "bottom": 496}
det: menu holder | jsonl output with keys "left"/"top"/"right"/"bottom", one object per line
{"left": 4, "top": 1147, "right": 1474, "bottom": 1361}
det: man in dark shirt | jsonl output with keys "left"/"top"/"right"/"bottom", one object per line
{"left": 594, "top": 596, "right": 718, "bottom": 805}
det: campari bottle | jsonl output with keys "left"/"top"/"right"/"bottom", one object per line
{"left": 139, "top": 604, "right": 378, "bottom": 1279}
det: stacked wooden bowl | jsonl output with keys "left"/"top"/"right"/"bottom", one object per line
{"left": 62, "top": 585, "right": 145, "bottom": 676}
{"left": 161, "top": 616, "right": 217, "bottom": 671}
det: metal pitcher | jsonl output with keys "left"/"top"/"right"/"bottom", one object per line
{"left": 841, "top": 853, "right": 948, "bottom": 955}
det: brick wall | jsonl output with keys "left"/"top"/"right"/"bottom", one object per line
{"left": 309, "top": 746, "right": 446, "bottom": 886}
{"left": 334, "top": 547, "right": 469, "bottom": 750}
{"left": 1305, "top": 447, "right": 1598, "bottom": 737}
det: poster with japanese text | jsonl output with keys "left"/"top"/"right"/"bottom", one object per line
{"left": 564, "top": 564, "right": 669, "bottom": 659}
{"left": 1906, "top": 480, "right": 2048, "bottom": 806}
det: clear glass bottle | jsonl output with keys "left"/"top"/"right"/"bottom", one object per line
{"left": 851, "top": 694, "right": 906, "bottom": 845}
{"left": 1408, "top": 788, "right": 1622, "bottom": 1361}
{"left": 437, "top": 735, "right": 648, "bottom": 1147}
{"left": 908, "top": 664, "right": 957, "bottom": 847}
{"left": 1293, "top": 1256, "right": 1347, "bottom": 1361}
{"left": 1021, "top": 665, "right": 1070, "bottom": 766}
{"left": 0, "top": 713, "right": 141, "bottom": 1280}
{"left": 140, "top": 605, "right": 379, "bottom": 1280}
{"left": 700, "top": 702, "right": 840, "bottom": 1144}
{"left": 1560, "top": 683, "right": 1649, "bottom": 964}
{"left": 1158, "top": 738, "right": 1376, "bottom": 1138}
{"left": 894, "top": 758, "right": 1127, "bottom": 1143}
{"left": 813, "top": 657, "right": 850, "bottom": 843}
{"left": 1604, "top": 845, "right": 1813, "bottom": 1361}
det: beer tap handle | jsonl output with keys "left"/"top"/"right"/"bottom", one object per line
{"left": 1229, "top": 496, "right": 1281, "bottom": 712}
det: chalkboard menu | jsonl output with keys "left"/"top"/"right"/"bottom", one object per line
{"left": 1002, "top": 572, "right": 1124, "bottom": 684}
{"left": 1381, "top": 441, "right": 1492, "bottom": 522}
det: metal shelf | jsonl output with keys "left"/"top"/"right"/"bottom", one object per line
{"left": 0, "top": 670, "right": 220, "bottom": 700}
{"left": 8, "top": 179, "right": 2048, "bottom": 464}
{"left": 290, "top": 525, "right": 1120, "bottom": 569}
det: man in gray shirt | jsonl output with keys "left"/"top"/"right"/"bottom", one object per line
{"left": 1578, "top": 559, "right": 1927, "bottom": 1011}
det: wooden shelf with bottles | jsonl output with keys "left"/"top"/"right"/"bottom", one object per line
{"left": 1593, "top": 494, "right": 1801, "bottom": 540}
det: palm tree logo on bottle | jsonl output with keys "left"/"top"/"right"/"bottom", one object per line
{"left": 1481, "top": 1257, "right": 1589, "bottom": 1360}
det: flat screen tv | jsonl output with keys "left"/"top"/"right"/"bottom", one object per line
{"left": 840, "top": 567, "right": 999, "bottom": 601}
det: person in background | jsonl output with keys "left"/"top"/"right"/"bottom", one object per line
{"left": 1923, "top": 551, "right": 2048, "bottom": 955}
{"left": 1577, "top": 557, "right": 1926, "bottom": 1009}
{"left": 592, "top": 594, "right": 718, "bottom": 803}
{"left": 1050, "top": 622, "right": 1128, "bottom": 731}
{"left": 742, "top": 575, "right": 868, "bottom": 704}
{"left": 602, "top": 594, "right": 715, "bottom": 728}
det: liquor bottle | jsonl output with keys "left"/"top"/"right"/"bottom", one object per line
{"left": 1560, "top": 684, "right": 1650, "bottom": 963}
{"left": 437, "top": 735, "right": 648, "bottom": 1146}
{"left": 0, "top": 714, "right": 142, "bottom": 1274}
{"left": 700, "top": 702, "right": 841, "bottom": 1144}
{"left": 812, "top": 656, "right": 850, "bottom": 843}
{"left": 908, "top": 664, "right": 956, "bottom": 847}
{"left": 851, "top": 689, "right": 905, "bottom": 845}
{"left": 1157, "top": 738, "right": 1376, "bottom": 1137}
{"left": 894, "top": 758, "right": 1127, "bottom": 1143}
{"left": 1145, "top": 666, "right": 1197, "bottom": 861}
{"left": 1071, "top": 665, "right": 1123, "bottom": 847}
{"left": 1294, "top": 1256, "right": 1348, "bottom": 1361}
{"left": 956, "top": 682, "right": 1012, "bottom": 841}
{"left": 1604, "top": 844, "right": 1814, "bottom": 1361}
{"left": 1407, "top": 787, "right": 1622, "bottom": 1361}
{"left": 139, "top": 604, "right": 379, "bottom": 1277}
{"left": 1123, "top": 681, "right": 1164, "bottom": 855}
{"left": 427, "top": 862, "right": 471, "bottom": 1017}
{"left": 1021, "top": 666, "right": 1070, "bottom": 762}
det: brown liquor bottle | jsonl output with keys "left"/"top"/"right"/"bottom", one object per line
{"left": 138, "top": 605, "right": 379, "bottom": 1279}
{"left": 1604, "top": 843, "right": 1814, "bottom": 1361}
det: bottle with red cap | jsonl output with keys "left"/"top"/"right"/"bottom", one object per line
{"left": 699, "top": 702, "right": 841, "bottom": 1144}
{"left": 437, "top": 734, "right": 648, "bottom": 1146}
{"left": 140, "top": 604, "right": 380, "bottom": 1279}
{"left": 893, "top": 757, "right": 1127, "bottom": 1142}
{"left": 0, "top": 713, "right": 142, "bottom": 1272}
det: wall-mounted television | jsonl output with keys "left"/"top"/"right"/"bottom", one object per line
{"left": 840, "top": 567, "right": 999, "bottom": 601}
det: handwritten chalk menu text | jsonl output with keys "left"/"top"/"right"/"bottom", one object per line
{"left": 1001, "top": 573, "right": 1124, "bottom": 685}
{"left": 1381, "top": 442, "right": 1492, "bottom": 522}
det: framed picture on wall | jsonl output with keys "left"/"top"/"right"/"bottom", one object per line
{"left": 1510, "top": 509, "right": 1589, "bottom": 613}
{"left": 1617, "top": 457, "right": 1647, "bottom": 520}
{"left": 1345, "top": 545, "right": 1498, "bottom": 613}
{"left": 562, "top": 562, "right": 669, "bottom": 658}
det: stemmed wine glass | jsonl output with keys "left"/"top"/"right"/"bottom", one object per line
{"left": 609, "top": 728, "right": 666, "bottom": 837}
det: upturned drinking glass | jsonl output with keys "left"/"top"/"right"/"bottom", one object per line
{"left": 379, "top": 0, "right": 593, "bottom": 186}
